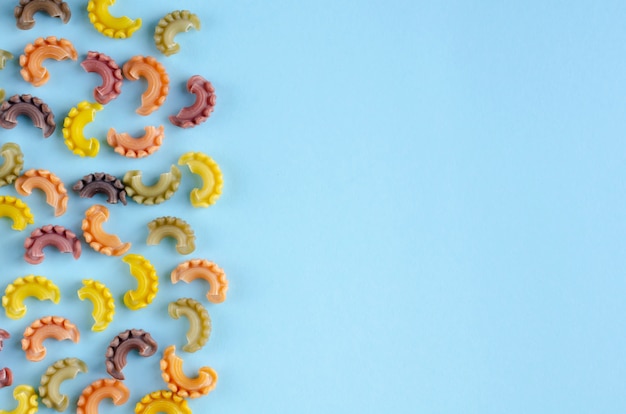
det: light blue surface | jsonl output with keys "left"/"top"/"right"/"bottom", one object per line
{"left": 0, "top": 0, "right": 623, "bottom": 412}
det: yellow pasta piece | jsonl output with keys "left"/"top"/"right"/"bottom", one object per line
{"left": 2, "top": 275, "right": 60, "bottom": 320}
{"left": 87, "top": 0, "right": 141, "bottom": 39}
{"left": 0, "top": 384, "right": 38, "bottom": 414}
{"left": 62, "top": 101, "right": 103, "bottom": 157}
{"left": 78, "top": 279, "right": 115, "bottom": 332}
{"left": 122, "top": 254, "right": 158, "bottom": 310}
{"left": 134, "top": 390, "right": 190, "bottom": 414}
{"left": 178, "top": 152, "right": 223, "bottom": 207}
{"left": 0, "top": 196, "right": 34, "bottom": 230}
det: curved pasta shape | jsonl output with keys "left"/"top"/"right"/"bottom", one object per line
{"left": 0, "top": 368, "right": 11, "bottom": 389}
{"left": 0, "top": 329, "right": 9, "bottom": 351}
{"left": 0, "top": 329, "right": 13, "bottom": 388}
{"left": 123, "top": 165, "right": 181, "bottom": 205}
{"left": 77, "top": 279, "right": 115, "bottom": 332}
{"left": 0, "top": 143, "right": 24, "bottom": 187}
{"left": 19, "top": 36, "right": 77, "bottom": 86}
{"left": 146, "top": 216, "right": 195, "bottom": 255}
{"left": 171, "top": 259, "right": 228, "bottom": 304}
{"left": 73, "top": 172, "right": 127, "bottom": 205}
{"left": 106, "top": 126, "right": 164, "bottom": 158}
{"left": 87, "top": 0, "right": 141, "bottom": 39}
{"left": 122, "top": 254, "right": 158, "bottom": 310}
{"left": 168, "top": 298, "right": 211, "bottom": 353}
{"left": 105, "top": 329, "right": 157, "bottom": 380}
{"left": 62, "top": 101, "right": 103, "bottom": 157}
{"left": 178, "top": 152, "right": 223, "bottom": 207}
{"left": 82, "top": 204, "right": 131, "bottom": 256}
{"left": 15, "top": 0, "right": 72, "bottom": 30}
{"left": 160, "top": 345, "right": 217, "bottom": 398}
{"left": 154, "top": 10, "right": 201, "bottom": 56}
{"left": 24, "top": 224, "right": 81, "bottom": 264}
{"left": 0, "top": 94, "right": 55, "bottom": 138}
{"left": 15, "top": 169, "right": 68, "bottom": 216}
{"left": 77, "top": 378, "right": 129, "bottom": 414}
{"left": 81, "top": 51, "right": 123, "bottom": 104}
{"left": 0, "top": 333, "right": 9, "bottom": 389}
{"left": 2, "top": 275, "right": 59, "bottom": 319}
{"left": 39, "top": 357, "right": 87, "bottom": 411}
{"left": 170, "top": 75, "right": 216, "bottom": 128}
{"left": 0, "top": 384, "right": 38, "bottom": 414}
{"left": 123, "top": 55, "right": 169, "bottom": 116}
{"left": 0, "top": 331, "right": 10, "bottom": 390}
{"left": 134, "top": 390, "right": 191, "bottom": 414}
{"left": 22, "top": 316, "right": 79, "bottom": 362}
{"left": 0, "top": 196, "right": 33, "bottom": 231}
{"left": 0, "top": 50, "right": 14, "bottom": 70}
{"left": 0, "top": 48, "right": 6, "bottom": 100}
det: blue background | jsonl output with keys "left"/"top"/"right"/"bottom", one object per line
{"left": 0, "top": 0, "right": 623, "bottom": 412}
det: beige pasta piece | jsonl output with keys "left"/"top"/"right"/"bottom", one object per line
{"left": 123, "top": 165, "right": 181, "bottom": 205}
{"left": 154, "top": 10, "right": 201, "bottom": 56}
{"left": 39, "top": 357, "right": 87, "bottom": 411}
{"left": 146, "top": 216, "right": 195, "bottom": 255}
{"left": 0, "top": 143, "right": 24, "bottom": 187}
{"left": 168, "top": 298, "right": 211, "bottom": 353}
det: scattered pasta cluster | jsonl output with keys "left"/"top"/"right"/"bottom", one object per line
{"left": 0, "top": 1, "right": 227, "bottom": 412}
